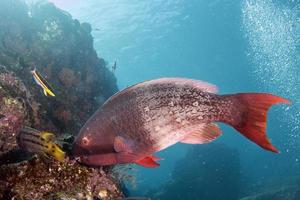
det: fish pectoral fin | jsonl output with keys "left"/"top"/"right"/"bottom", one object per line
{"left": 180, "top": 123, "right": 222, "bottom": 144}
{"left": 114, "top": 136, "right": 134, "bottom": 153}
{"left": 135, "top": 156, "right": 160, "bottom": 168}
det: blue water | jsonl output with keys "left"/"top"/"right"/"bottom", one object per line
{"left": 50, "top": 0, "right": 300, "bottom": 198}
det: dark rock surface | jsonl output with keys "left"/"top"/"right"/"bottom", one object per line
{"left": 0, "top": 0, "right": 118, "bottom": 135}
{"left": 240, "top": 185, "right": 300, "bottom": 200}
{"left": 0, "top": 0, "right": 121, "bottom": 199}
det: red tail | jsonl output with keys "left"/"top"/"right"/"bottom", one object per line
{"left": 227, "top": 93, "right": 290, "bottom": 153}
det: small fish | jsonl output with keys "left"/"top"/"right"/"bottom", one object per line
{"left": 31, "top": 68, "right": 55, "bottom": 97}
{"left": 18, "top": 126, "right": 65, "bottom": 162}
{"left": 112, "top": 60, "right": 117, "bottom": 72}
{"left": 72, "top": 78, "right": 289, "bottom": 167}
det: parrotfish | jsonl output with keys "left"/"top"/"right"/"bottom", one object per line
{"left": 18, "top": 126, "right": 65, "bottom": 162}
{"left": 72, "top": 78, "right": 289, "bottom": 167}
{"left": 31, "top": 68, "right": 55, "bottom": 97}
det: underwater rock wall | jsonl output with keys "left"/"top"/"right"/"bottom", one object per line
{"left": 240, "top": 185, "right": 300, "bottom": 200}
{"left": 147, "top": 143, "right": 242, "bottom": 200}
{"left": 0, "top": 0, "right": 122, "bottom": 199}
{"left": 0, "top": 0, "right": 118, "bottom": 135}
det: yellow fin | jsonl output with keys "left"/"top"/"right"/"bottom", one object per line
{"left": 53, "top": 145, "right": 66, "bottom": 162}
{"left": 46, "top": 88, "right": 55, "bottom": 97}
{"left": 43, "top": 142, "right": 65, "bottom": 162}
{"left": 41, "top": 132, "right": 55, "bottom": 142}
{"left": 43, "top": 89, "right": 48, "bottom": 96}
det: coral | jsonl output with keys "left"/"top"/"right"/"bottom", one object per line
{"left": 147, "top": 143, "right": 241, "bottom": 200}
{"left": 0, "top": 0, "right": 118, "bottom": 135}
{"left": 58, "top": 67, "right": 77, "bottom": 87}
{"left": 53, "top": 109, "right": 72, "bottom": 124}
{"left": 0, "top": 0, "right": 122, "bottom": 199}
{"left": 0, "top": 65, "right": 39, "bottom": 157}
{"left": 0, "top": 157, "right": 123, "bottom": 199}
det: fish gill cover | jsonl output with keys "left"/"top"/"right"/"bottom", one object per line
{"left": 0, "top": 0, "right": 126, "bottom": 199}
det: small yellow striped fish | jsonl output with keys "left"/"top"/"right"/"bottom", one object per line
{"left": 18, "top": 126, "right": 65, "bottom": 162}
{"left": 31, "top": 68, "right": 55, "bottom": 97}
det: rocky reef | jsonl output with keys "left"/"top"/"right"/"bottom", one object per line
{"left": 147, "top": 143, "right": 242, "bottom": 200}
{"left": 0, "top": 0, "right": 118, "bottom": 135}
{"left": 0, "top": 157, "right": 123, "bottom": 199}
{"left": 0, "top": 0, "right": 122, "bottom": 199}
{"left": 240, "top": 185, "right": 300, "bottom": 200}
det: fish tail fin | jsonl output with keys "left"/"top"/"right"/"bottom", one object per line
{"left": 43, "top": 89, "right": 48, "bottom": 96}
{"left": 224, "top": 93, "right": 290, "bottom": 153}
{"left": 46, "top": 88, "right": 55, "bottom": 97}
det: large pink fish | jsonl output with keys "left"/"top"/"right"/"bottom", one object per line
{"left": 72, "top": 78, "right": 289, "bottom": 167}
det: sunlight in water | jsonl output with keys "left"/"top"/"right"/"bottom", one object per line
{"left": 242, "top": 0, "right": 300, "bottom": 148}
{"left": 62, "top": 0, "right": 185, "bottom": 66}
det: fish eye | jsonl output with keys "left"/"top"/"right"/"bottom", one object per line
{"left": 82, "top": 136, "right": 89, "bottom": 146}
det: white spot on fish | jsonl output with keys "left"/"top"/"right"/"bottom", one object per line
{"left": 191, "top": 109, "right": 197, "bottom": 114}
{"left": 146, "top": 117, "right": 152, "bottom": 122}
{"left": 144, "top": 106, "right": 150, "bottom": 112}
{"left": 154, "top": 126, "right": 160, "bottom": 131}
{"left": 176, "top": 118, "right": 182, "bottom": 123}
{"left": 181, "top": 120, "right": 187, "bottom": 125}
{"left": 193, "top": 101, "right": 199, "bottom": 107}
{"left": 197, "top": 116, "right": 204, "bottom": 120}
{"left": 168, "top": 101, "right": 175, "bottom": 107}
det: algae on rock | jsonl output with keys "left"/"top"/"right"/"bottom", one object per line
{"left": 0, "top": 0, "right": 122, "bottom": 199}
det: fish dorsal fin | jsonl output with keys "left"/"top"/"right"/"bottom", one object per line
{"left": 180, "top": 123, "right": 222, "bottom": 144}
{"left": 114, "top": 136, "right": 134, "bottom": 153}
{"left": 135, "top": 155, "right": 160, "bottom": 168}
{"left": 192, "top": 80, "right": 218, "bottom": 93}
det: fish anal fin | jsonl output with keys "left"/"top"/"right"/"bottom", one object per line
{"left": 149, "top": 155, "right": 162, "bottom": 161}
{"left": 180, "top": 123, "right": 222, "bottom": 144}
{"left": 135, "top": 156, "right": 160, "bottom": 168}
{"left": 114, "top": 136, "right": 134, "bottom": 153}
